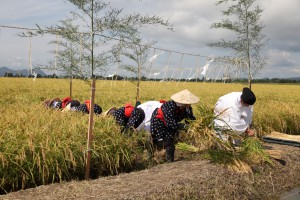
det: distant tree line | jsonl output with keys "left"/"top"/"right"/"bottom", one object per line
{"left": 3, "top": 72, "right": 300, "bottom": 83}
{"left": 3, "top": 72, "right": 58, "bottom": 78}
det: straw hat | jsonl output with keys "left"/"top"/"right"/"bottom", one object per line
{"left": 171, "top": 89, "right": 199, "bottom": 104}
{"left": 42, "top": 97, "right": 61, "bottom": 108}
{"left": 42, "top": 99, "right": 51, "bottom": 107}
{"left": 101, "top": 107, "right": 117, "bottom": 117}
{"left": 49, "top": 97, "right": 61, "bottom": 107}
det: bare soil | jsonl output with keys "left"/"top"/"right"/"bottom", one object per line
{"left": 1, "top": 143, "right": 299, "bottom": 200}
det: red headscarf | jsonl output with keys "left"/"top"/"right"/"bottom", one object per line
{"left": 62, "top": 97, "right": 72, "bottom": 108}
{"left": 124, "top": 103, "right": 134, "bottom": 118}
{"left": 85, "top": 100, "right": 91, "bottom": 111}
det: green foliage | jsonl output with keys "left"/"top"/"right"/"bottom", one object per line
{"left": 181, "top": 103, "right": 232, "bottom": 151}
{"left": 31, "top": 0, "right": 172, "bottom": 79}
{"left": 176, "top": 142, "right": 199, "bottom": 153}
{"left": 209, "top": 0, "right": 268, "bottom": 85}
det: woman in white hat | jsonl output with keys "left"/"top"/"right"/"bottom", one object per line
{"left": 150, "top": 89, "right": 199, "bottom": 162}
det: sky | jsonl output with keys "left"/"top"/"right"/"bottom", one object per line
{"left": 0, "top": 0, "right": 300, "bottom": 79}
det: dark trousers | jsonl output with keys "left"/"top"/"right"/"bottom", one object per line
{"left": 153, "top": 137, "right": 175, "bottom": 162}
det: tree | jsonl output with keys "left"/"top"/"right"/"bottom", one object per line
{"left": 30, "top": 0, "right": 172, "bottom": 179}
{"left": 112, "top": 35, "right": 155, "bottom": 102}
{"left": 29, "top": 0, "right": 172, "bottom": 96}
{"left": 38, "top": 0, "right": 172, "bottom": 79}
{"left": 17, "top": 0, "right": 172, "bottom": 179}
{"left": 37, "top": 19, "right": 86, "bottom": 98}
{"left": 4, "top": 72, "right": 13, "bottom": 77}
{"left": 208, "top": 0, "right": 268, "bottom": 88}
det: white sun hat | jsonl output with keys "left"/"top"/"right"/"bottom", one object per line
{"left": 171, "top": 89, "right": 199, "bottom": 104}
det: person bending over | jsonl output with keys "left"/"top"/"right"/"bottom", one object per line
{"left": 150, "top": 89, "right": 199, "bottom": 162}
{"left": 213, "top": 87, "right": 256, "bottom": 143}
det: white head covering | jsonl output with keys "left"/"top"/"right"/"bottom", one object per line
{"left": 61, "top": 103, "right": 71, "bottom": 112}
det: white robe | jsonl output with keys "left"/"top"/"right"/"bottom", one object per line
{"left": 136, "top": 101, "right": 163, "bottom": 132}
{"left": 213, "top": 92, "right": 253, "bottom": 134}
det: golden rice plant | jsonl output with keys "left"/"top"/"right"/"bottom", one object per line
{"left": 181, "top": 103, "right": 233, "bottom": 151}
{"left": 181, "top": 103, "right": 274, "bottom": 173}
{"left": 202, "top": 137, "right": 273, "bottom": 174}
{"left": 0, "top": 103, "right": 148, "bottom": 193}
{"left": 176, "top": 142, "right": 199, "bottom": 153}
{"left": 1, "top": 78, "right": 299, "bottom": 192}
{"left": 239, "top": 137, "right": 273, "bottom": 165}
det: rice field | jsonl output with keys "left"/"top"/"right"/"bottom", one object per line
{"left": 0, "top": 77, "right": 299, "bottom": 193}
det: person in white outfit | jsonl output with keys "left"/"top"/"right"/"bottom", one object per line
{"left": 136, "top": 101, "right": 164, "bottom": 132}
{"left": 213, "top": 87, "right": 256, "bottom": 141}
{"left": 102, "top": 101, "right": 164, "bottom": 132}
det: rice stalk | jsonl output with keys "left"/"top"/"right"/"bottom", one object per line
{"left": 228, "top": 159, "right": 253, "bottom": 173}
{"left": 1, "top": 79, "right": 299, "bottom": 193}
{"left": 265, "top": 150, "right": 282, "bottom": 160}
{"left": 240, "top": 137, "right": 273, "bottom": 165}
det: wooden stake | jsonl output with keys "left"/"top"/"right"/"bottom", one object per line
{"left": 85, "top": 79, "right": 96, "bottom": 180}
{"left": 69, "top": 76, "right": 73, "bottom": 99}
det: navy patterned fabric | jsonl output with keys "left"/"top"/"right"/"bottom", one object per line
{"left": 113, "top": 107, "right": 127, "bottom": 127}
{"left": 75, "top": 103, "right": 102, "bottom": 115}
{"left": 150, "top": 100, "right": 195, "bottom": 143}
{"left": 113, "top": 107, "right": 145, "bottom": 129}
{"left": 127, "top": 108, "right": 145, "bottom": 129}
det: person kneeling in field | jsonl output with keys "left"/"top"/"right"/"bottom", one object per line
{"left": 150, "top": 89, "right": 199, "bottom": 162}
{"left": 75, "top": 100, "right": 103, "bottom": 115}
{"left": 61, "top": 96, "right": 81, "bottom": 111}
{"left": 104, "top": 100, "right": 165, "bottom": 133}
{"left": 42, "top": 97, "right": 62, "bottom": 109}
{"left": 63, "top": 99, "right": 103, "bottom": 115}
{"left": 213, "top": 87, "right": 256, "bottom": 144}
{"left": 43, "top": 96, "right": 80, "bottom": 110}
{"left": 104, "top": 102, "right": 145, "bottom": 133}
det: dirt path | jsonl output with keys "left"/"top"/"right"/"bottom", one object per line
{"left": 1, "top": 143, "right": 300, "bottom": 200}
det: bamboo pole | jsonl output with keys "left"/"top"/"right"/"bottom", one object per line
{"left": 28, "top": 35, "right": 32, "bottom": 76}
{"left": 69, "top": 76, "right": 73, "bottom": 99}
{"left": 85, "top": 79, "right": 96, "bottom": 180}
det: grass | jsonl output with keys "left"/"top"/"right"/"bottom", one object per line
{"left": 0, "top": 78, "right": 299, "bottom": 193}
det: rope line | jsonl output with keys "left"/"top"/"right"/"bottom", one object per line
{"left": 1, "top": 24, "right": 244, "bottom": 82}
{"left": 0, "top": 24, "right": 205, "bottom": 58}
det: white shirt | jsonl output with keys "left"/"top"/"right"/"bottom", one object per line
{"left": 136, "top": 101, "right": 163, "bottom": 131}
{"left": 213, "top": 92, "right": 253, "bottom": 134}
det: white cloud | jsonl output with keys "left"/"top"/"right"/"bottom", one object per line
{"left": 1, "top": 0, "right": 300, "bottom": 78}
{"left": 267, "top": 49, "right": 296, "bottom": 67}
{"left": 262, "top": 0, "right": 300, "bottom": 52}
